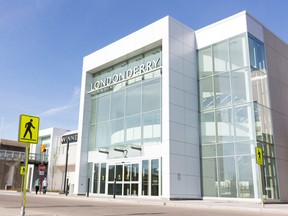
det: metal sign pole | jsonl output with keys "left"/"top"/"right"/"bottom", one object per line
{"left": 21, "top": 143, "right": 30, "bottom": 216}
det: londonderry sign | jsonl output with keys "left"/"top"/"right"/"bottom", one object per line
{"left": 88, "top": 57, "right": 161, "bottom": 94}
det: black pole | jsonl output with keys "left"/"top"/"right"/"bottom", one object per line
{"left": 113, "top": 178, "right": 116, "bottom": 199}
{"left": 63, "top": 139, "right": 69, "bottom": 194}
{"left": 87, "top": 178, "right": 90, "bottom": 197}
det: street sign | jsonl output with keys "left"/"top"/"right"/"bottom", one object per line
{"left": 20, "top": 166, "right": 25, "bottom": 175}
{"left": 39, "top": 164, "right": 45, "bottom": 176}
{"left": 18, "top": 114, "right": 40, "bottom": 144}
{"left": 39, "top": 164, "right": 46, "bottom": 172}
{"left": 39, "top": 171, "right": 44, "bottom": 176}
{"left": 256, "top": 147, "right": 263, "bottom": 165}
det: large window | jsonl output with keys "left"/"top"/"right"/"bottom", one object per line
{"left": 89, "top": 47, "right": 162, "bottom": 150}
{"left": 198, "top": 34, "right": 279, "bottom": 199}
{"left": 199, "top": 34, "right": 254, "bottom": 198}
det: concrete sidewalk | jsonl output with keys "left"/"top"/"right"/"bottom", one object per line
{"left": 1, "top": 190, "right": 288, "bottom": 215}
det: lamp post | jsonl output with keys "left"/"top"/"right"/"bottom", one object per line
{"left": 63, "top": 139, "right": 69, "bottom": 195}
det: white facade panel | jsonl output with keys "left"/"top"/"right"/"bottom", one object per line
{"left": 196, "top": 11, "right": 248, "bottom": 49}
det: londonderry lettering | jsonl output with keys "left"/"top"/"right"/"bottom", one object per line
{"left": 89, "top": 57, "right": 161, "bottom": 93}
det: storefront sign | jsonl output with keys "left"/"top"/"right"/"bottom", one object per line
{"left": 89, "top": 57, "right": 161, "bottom": 93}
{"left": 61, "top": 133, "right": 78, "bottom": 144}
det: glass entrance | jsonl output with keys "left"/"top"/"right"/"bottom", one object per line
{"left": 108, "top": 163, "right": 139, "bottom": 196}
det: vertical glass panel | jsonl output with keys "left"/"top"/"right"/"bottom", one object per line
{"left": 235, "top": 141, "right": 252, "bottom": 155}
{"left": 237, "top": 156, "right": 254, "bottom": 198}
{"left": 151, "top": 159, "right": 159, "bottom": 196}
{"left": 131, "top": 184, "right": 138, "bottom": 196}
{"left": 125, "top": 115, "right": 141, "bottom": 145}
{"left": 124, "top": 184, "right": 131, "bottom": 195}
{"left": 213, "top": 41, "right": 229, "bottom": 74}
{"left": 198, "top": 47, "right": 213, "bottom": 78}
{"left": 200, "top": 111, "right": 216, "bottom": 144}
{"left": 230, "top": 35, "right": 247, "bottom": 70}
{"left": 142, "top": 79, "right": 161, "bottom": 112}
{"left": 248, "top": 37, "right": 257, "bottom": 69}
{"left": 234, "top": 105, "right": 251, "bottom": 141}
{"left": 216, "top": 108, "right": 234, "bottom": 143}
{"left": 126, "top": 84, "right": 141, "bottom": 116}
{"left": 110, "top": 119, "right": 124, "bottom": 146}
{"left": 127, "top": 55, "right": 143, "bottom": 85}
{"left": 202, "top": 158, "right": 217, "bottom": 197}
{"left": 88, "top": 124, "right": 96, "bottom": 150}
{"left": 124, "top": 165, "right": 131, "bottom": 181}
{"left": 218, "top": 157, "right": 237, "bottom": 197}
{"left": 251, "top": 70, "right": 269, "bottom": 107}
{"left": 144, "top": 47, "right": 162, "bottom": 65}
{"left": 132, "top": 164, "right": 139, "bottom": 181}
{"left": 95, "top": 94, "right": 110, "bottom": 123}
{"left": 110, "top": 90, "right": 125, "bottom": 119}
{"left": 93, "top": 164, "right": 99, "bottom": 193}
{"left": 199, "top": 77, "right": 214, "bottom": 110}
{"left": 217, "top": 143, "right": 234, "bottom": 156}
{"left": 88, "top": 163, "right": 93, "bottom": 193}
{"left": 254, "top": 104, "right": 274, "bottom": 144}
{"left": 116, "top": 165, "right": 123, "bottom": 181}
{"left": 263, "top": 157, "right": 279, "bottom": 199}
{"left": 231, "top": 68, "right": 249, "bottom": 104}
{"left": 201, "top": 144, "right": 216, "bottom": 157}
{"left": 100, "top": 163, "right": 106, "bottom": 194}
{"left": 142, "top": 111, "right": 161, "bottom": 144}
{"left": 108, "top": 165, "right": 115, "bottom": 181}
{"left": 214, "top": 72, "right": 231, "bottom": 108}
{"left": 96, "top": 122, "right": 109, "bottom": 148}
{"left": 111, "top": 62, "right": 127, "bottom": 91}
{"left": 256, "top": 41, "right": 266, "bottom": 71}
{"left": 142, "top": 160, "right": 149, "bottom": 196}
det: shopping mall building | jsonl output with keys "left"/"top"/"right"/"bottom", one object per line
{"left": 74, "top": 11, "right": 288, "bottom": 202}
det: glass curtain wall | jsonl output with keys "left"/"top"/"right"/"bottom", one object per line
{"left": 249, "top": 35, "right": 279, "bottom": 199}
{"left": 199, "top": 34, "right": 255, "bottom": 198}
{"left": 199, "top": 33, "right": 279, "bottom": 199}
{"left": 89, "top": 47, "right": 162, "bottom": 150}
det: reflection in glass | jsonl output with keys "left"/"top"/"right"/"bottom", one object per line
{"left": 231, "top": 68, "right": 248, "bottom": 104}
{"left": 234, "top": 105, "right": 251, "bottom": 141}
{"left": 198, "top": 47, "right": 213, "bottom": 78}
{"left": 201, "top": 111, "right": 216, "bottom": 144}
{"left": 143, "top": 111, "right": 161, "bottom": 144}
{"left": 216, "top": 109, "right": 234, "bottom": 143}
{"left": 202, "top": 158, "right": 217, "bottom": 197}
{"left": 126, "top": 115, "right": 141, "bottom": 145}
{"left": 214, "top": 72, "right": 231, "bottom": 108}
{"left": 100, "top": 163, "right": 106, "bottom": 194}
{"left": 93, "top": 163, "right": 99, "bottom": 193}
{"left": 230, "top": 35, "right": 247, "bottom": 70}
{"left": 213, "top": 41, "right": 229, "bottom": 74}
{"left": 151, "top": 159, "right": 159, "bottom": 196}
{"left": 199, "top": 77, "right": 214, "bottom": 110}
{"left": 142, "top": 160, "right": 149, "bottom": 196}
{"left": 237, "top": 156, "right": 254, "bottom": 198}
{"left": 218, "top": 157, "right": 236, "bottom": 197}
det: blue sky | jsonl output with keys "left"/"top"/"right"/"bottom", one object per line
{"left": 1, "top": 0, "right": 287, "bottom": 140}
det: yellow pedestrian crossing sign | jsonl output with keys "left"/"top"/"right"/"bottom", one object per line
{"left": 256, "top": 147, "right": 263, "bottom": 165}
{"left": 20, "top": 166, "right": 25, "bottom": 175}
{"left": 18, "top": 114, "right": 40, "bottom": 144}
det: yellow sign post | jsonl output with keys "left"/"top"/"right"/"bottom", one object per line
{"left": 18, "top": 114, "right": 40, "bottom": 144}
{"left": 256, "top": 147, "right": 265, "bottom": 205}
{"left": 18, "top": 114, "right": 40, "bottom": 216}
{"left": 256, "top": 147, "right": 263, "bottom": 165}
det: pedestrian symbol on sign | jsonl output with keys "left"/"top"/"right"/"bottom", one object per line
{"left": 255, "top": 147, "right": 263, "bottom": 165}
{"left": 18, "top": 114, "right": 40, "bottom": 144}
{"left": 23, "top": 119, "right": 35, "bottom": 139}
